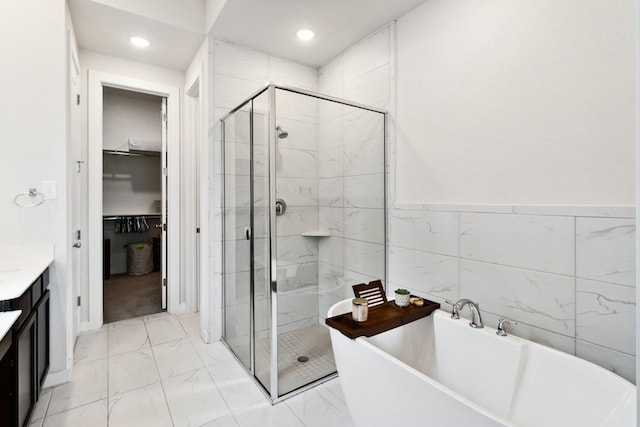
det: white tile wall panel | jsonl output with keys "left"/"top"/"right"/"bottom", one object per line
{"left": 344, "top": 208, "right": 385, "bottom": 245}
{"left": 459, "top": 212, "right": 575, "bottom": 276}
{"left": 343, "top": 26, "right": 390, "bottom": 83}
{"left": 576, "top": 217, "right": 636, "bottom": 287}
{"left": 460, "top": 260, "right": 575, "bottom": 336}
{"left": 576, "top": 341, "right": 636, "bottom": 383}
{"left": 576, "top": 279, "right": 635, "bottom": 355}
{"left": 389, "top": 209, "right": 459, "bottom": 256}
{"left": 388, "top": 246, "right": 458, "bottom": 301}
{"left": 214, "top": 40, "right": 268, "bottom": 82}
{"left": 344, "top": 174, "right": 384, "bottom": 209}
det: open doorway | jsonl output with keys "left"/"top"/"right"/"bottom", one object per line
{"left": 86, "top": 71, "right": 181, "bottom": 331}
{"left": 102, "top": 87, "right": 166, "bottom": 322}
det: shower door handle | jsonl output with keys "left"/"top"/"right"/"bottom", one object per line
{"left": 244, "top": 227, "right": 251, "bottom": 241}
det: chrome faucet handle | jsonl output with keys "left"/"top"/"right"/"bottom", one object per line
{"left": 444, "top": 300, "right": 460, "bottom": 319}
{"left": 496, "top": 318, "right": 517, "bottom": 336}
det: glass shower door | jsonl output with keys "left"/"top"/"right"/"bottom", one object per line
{"left": 251, "top": 91, "right": 273, "bottom": 395}
{"left": 223, "top": 93, "right": 273, "bottom": 395}
{"left": 223, "top": 102, "right": 252, "bottom": 370}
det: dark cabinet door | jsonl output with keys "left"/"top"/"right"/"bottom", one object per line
{"left": 15, "top": 311, "right": 35, "bottom": 427}
{"left": 0, "top": 333, "right": 15, "bottom": 427}
{"left": 36, "top": 290, "right": 49, "bottom": 396}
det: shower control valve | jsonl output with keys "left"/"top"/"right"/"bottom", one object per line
{"left": 275, "top": 198, "right": 287, "bottom": 216}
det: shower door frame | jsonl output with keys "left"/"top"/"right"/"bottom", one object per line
{"left": 221, "top": 82, "right": 388, "bottom": 403}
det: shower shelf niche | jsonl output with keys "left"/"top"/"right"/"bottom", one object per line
{"left": 300, "top": 231, "right": 331, "bottom": 237}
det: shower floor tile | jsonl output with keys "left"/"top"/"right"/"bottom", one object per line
{"left": 253, "top": 323, "right": 336, "bottom": 396}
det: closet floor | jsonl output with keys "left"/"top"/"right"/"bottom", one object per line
{"left": 103, "top": 271, "right": 162, "bottom": 323}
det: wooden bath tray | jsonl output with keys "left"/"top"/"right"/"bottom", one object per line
{"left": 326, "top": 298, "right": 440, "bottom": 339}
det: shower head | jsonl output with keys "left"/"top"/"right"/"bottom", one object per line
{"left": 276, "top": 125, "right": 288, "bottom": 139}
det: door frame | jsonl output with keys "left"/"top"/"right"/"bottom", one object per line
{"left": 66, "top": 28, "right": 82, "bottom": 342}
{"left": 185, "top": 75, "right": 202, "bottom": 313}
{"left": 86, "top": 71, "right": 181, "bottom": 331}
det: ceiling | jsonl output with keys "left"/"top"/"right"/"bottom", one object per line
{"left": 210, "top": 0, "right": 429, "bottom": 68}
{"left": 69, "top": 0, "right": 429, "bottom": 70}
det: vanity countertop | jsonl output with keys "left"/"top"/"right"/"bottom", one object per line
{"left": 0, "top": 310, "right": 21, "bottom": 341}
{"left": 0, "top": 245, "right": 53, "bottom": 301}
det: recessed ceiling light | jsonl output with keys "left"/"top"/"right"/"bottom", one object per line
{"left": 130, "top": 37, "right": 151, "bottom": 48}
{"left": 296, "top": 29, "right": 315, "bottom": 41}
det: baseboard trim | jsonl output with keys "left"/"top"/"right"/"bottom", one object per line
{"left": 43, "top": 368, "right": 72, "bottom": 388}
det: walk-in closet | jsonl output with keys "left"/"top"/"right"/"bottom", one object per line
{"left": 102, "top": 87, "right": 166, "bottom": 323}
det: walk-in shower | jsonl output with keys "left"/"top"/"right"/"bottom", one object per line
{"left": 220, "top": 83, "right": 386, "bottom": 402}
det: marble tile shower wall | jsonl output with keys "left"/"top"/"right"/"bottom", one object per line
{"left": 388, "top": 205, "right": 636, "bottom": 383}
{"left": 317, "top": 26, "right": 391, "bottom": 321}
{"left": 275, "top": 90, "right": 321, "bottom": 332}
{"left": 212, "top": 39, "right": 321, "bottom": 335}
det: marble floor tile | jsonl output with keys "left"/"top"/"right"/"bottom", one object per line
{"left": 233, "top": 401, "right": 305, "bottom": 427}
{"left": 42, "top": 400, "right": 107, "bottom": 427}
{"left": 73, "top": 330, "right": 108, "bottom": 365}
{"left": 285, "top": 384, "right": 354, "bottom": 427}
{"left": 152, "top": 337, "right": 204, "bottom": 379}
{"left": 47, "top": 358, "right": 108, "bottom": 415}
{"left": 145, "top": 314, "right": 187, "bottom": 345}
{"left": 108, "top": 348, "right": 159, "bottom": 396}
{"left": 30, "top": 387, "right": 52, "bottom": 424}
{"left": 322, "top": 378, "right": 346, "bottom": 402}
{"left": 43, "top": 311, "right": 360, "bottom": 427}
{"left": 189, "top": 336, "right": 234, "bottom": 366}
{"left": 207, "top": 359, "right": 266, "bottom": 411}
{"left": 108, "top": 317, "right": 145, "bottom": 330}
{"left": 162, "top": 367, "right": 231, "bottom": 427}
{"left": 201, "top": 415, "right": 240, "bottom": 427}
{"left": 108, "top": 382, "right": 173, "bottom": 427}
{"left": 108, "top": 321, "right": 150, "bottom": 356}
{"left": 177, "top": 312, "right": 201, "bottom": 337}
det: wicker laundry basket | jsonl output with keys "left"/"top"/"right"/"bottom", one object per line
{"left": 126, "top": 242, "right": 153, "bottom": 276}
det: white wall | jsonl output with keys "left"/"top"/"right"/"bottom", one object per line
{"left": 316, "top": 15, "right": 637, "bottom": 383}
{"left": 388, "top": 0, "right": 637, "bottom": 381}
{"left": 103, "top": 89, "right": 163, "bottom": 152}
{"left": 79, "top": 49, "right": 184, "bottom": 94}
{"left": 0, "top": 0, "right": 70, "bottom": 382}
{"left": 184, "top": 38, "right": 210, "bottom": 322}
{"left": 395, "top": 0, "right": 637, "bottom": 205}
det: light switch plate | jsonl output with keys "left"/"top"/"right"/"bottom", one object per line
{"left": 42, "top": 180, "right": 57, "bottom": 200}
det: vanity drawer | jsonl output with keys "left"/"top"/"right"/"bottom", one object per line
{"left": 41, "top": 269, "right": 49, "bottom": 293}
{"left": 31, "top": 275, "right": 42, "bottom": 306}
{"left": 0, "top": 328, "right": 12, "bottom": 361}
{"left": 14, "top": 289, "right": 32, "bottom": 331}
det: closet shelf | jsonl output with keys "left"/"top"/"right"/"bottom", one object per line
{"left": 301, "top": 231, "right": 331, "bottom": 237}
{"left": 103, "top": 149, "right": 160, "bottom": 158}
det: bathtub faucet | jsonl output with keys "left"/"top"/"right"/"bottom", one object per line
{"left": 445, "top": 298, "right": 484, "bottom": 329}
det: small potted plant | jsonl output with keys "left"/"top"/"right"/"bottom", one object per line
{"left": 394, "top": 288, "right": 411, "bottom": 307}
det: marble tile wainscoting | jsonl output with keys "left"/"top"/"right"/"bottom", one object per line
{"left": 387, "top": 204, "right": 636, "bottom": 383}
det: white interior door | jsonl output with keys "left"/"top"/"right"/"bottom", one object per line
{"left": 161, "top": 97, "right": 168, "bottom": 310}
{"left": 68, "top": 33, "right": 82, "bottom": 339}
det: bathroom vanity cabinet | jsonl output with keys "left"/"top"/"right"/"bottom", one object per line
{"left": 0, "top": 268, "right": 50, "bottom": 427}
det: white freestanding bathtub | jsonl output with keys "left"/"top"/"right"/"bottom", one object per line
{"left": 328, "top": 299, "right": 636, "bottom": 427}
